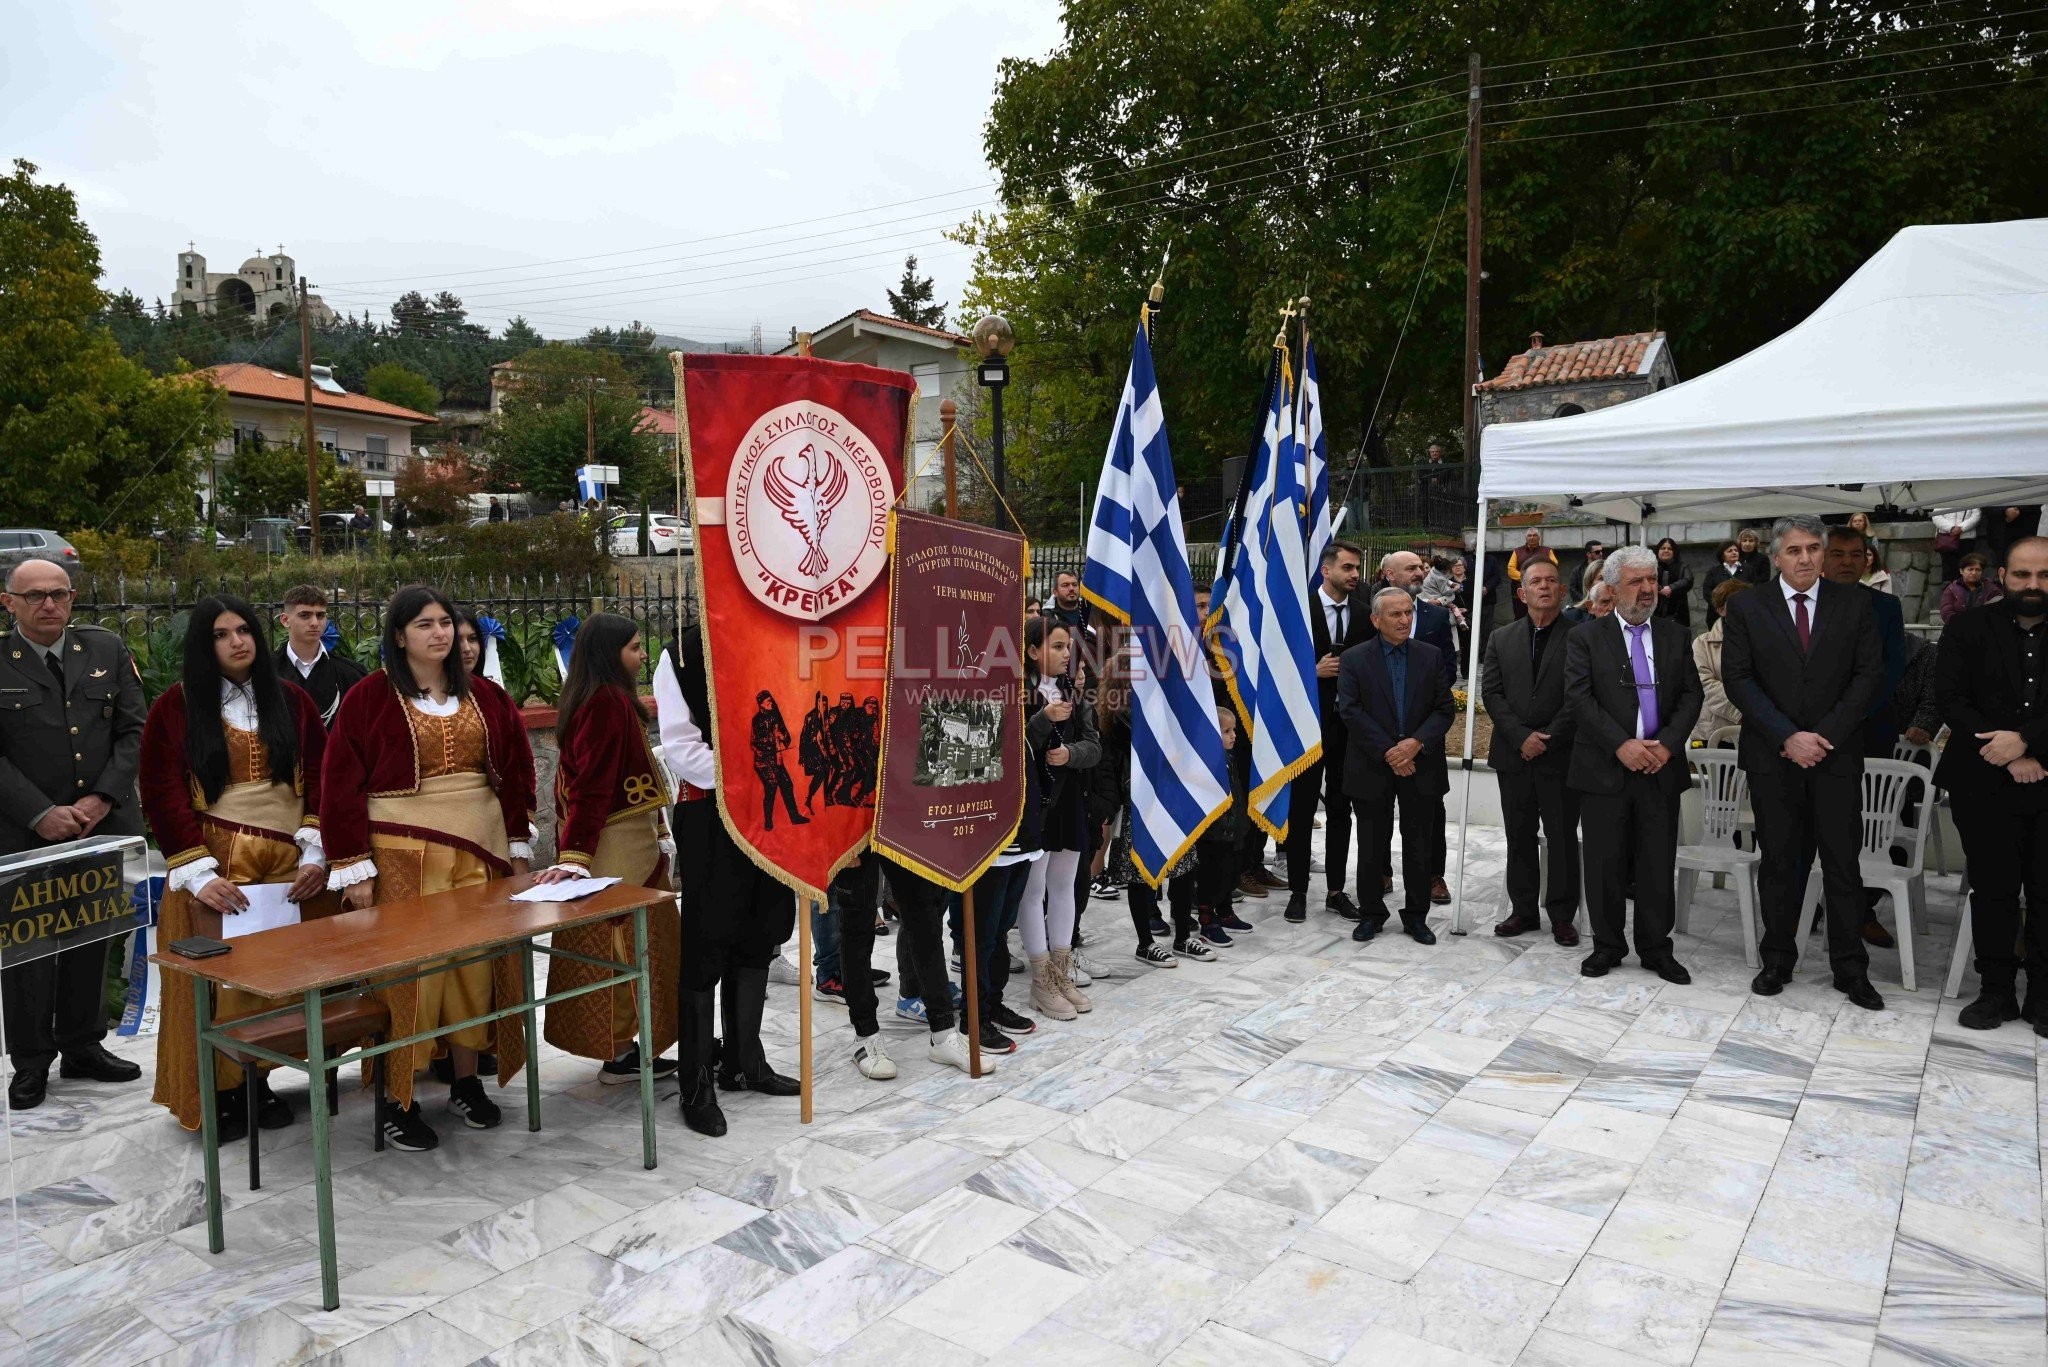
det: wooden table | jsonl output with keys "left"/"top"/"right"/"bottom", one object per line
{"left": 150, "top": 876, "right": 674, "bottom": 1310}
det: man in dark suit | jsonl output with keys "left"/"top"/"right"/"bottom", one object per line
{"left": 1337, "top": 586, "right": 1454, "bottom": 946}
{"left": 1283, "top": 540, "right": 1374, "bottom": 924}
{"left": 1936, "top": 535, "right": 2048, "bottom": 1032}
{"left": 1821, "top": 526, "right": 1907, "bottom": 950}
{"left": 1482, "top": 557, "right": 1581, "bottom": 946}
{"left": 1563, "top": 546, "right": 1700, "bottom": 983}
{"left": 1370, "top": 550, "right": 1454, "bottom": 904}
{"left": 0, "top": 558, "right": 147, "bottom": 1109}
{"left": 1979, "top": 505, "right": 2043, "bottom": 570}
{"left": 1723, "top": 514, "right": 1886, "bottom": 1009}
{"left": 275, "top": 584, "right": 368, "bottom": 726}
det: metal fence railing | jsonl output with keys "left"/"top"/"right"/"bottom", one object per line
{"left": 1329, "top": 461, "right": 1471, "bottom": 534}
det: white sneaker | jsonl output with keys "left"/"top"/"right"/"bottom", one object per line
{"left": 1071, "top": 949, "right": 1114, "bottom": 984}
{"left": 853, "top": 1035, "right": 897, "bottom": 1080}
{"left": 928, "top": 1030, "right": 990, "bottom": 1074}
{"left": 768, "top": 957, "right": 800, "bottom": 987}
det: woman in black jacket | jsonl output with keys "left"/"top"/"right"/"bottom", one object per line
{"left": 1654, "top": 537, "right": 1693, "bottom": 628}
{"left": 1019, "top": 617, "right": 1100, "bottom": 1020}
{"left": 1700, "top": 541, "right": 1743, "bottom": 608}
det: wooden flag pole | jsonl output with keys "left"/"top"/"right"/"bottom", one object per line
{"left": 940, "top": 398, "right": 984, "bottom": 1078}
{"left": 800, "top": 897, "right": 815, "bottom": 1122}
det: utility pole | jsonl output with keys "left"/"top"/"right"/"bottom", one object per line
{"left": 301, "top": 279, "right": 321, "bottom": 560}
{"left": 1463, "top": 52, "right": 1483, "bottom": 506}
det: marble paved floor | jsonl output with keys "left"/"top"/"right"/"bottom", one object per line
{"left": 3, "top": 824, "right": 2045, "bottom": 1366}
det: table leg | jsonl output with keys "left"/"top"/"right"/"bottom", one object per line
{"left": 521, "top": 940, "right": 542, "bottom": 1133}
{"left": 193, "top": 976, "right": 223, "bottom": 1255}
{"left": 633, "top": 904, "right": 656, "bottom": 1170}
{"left": 304, "top": 988, "right": 339, "bottom": 1311}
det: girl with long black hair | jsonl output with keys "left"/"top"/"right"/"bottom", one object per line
{"left": 141, "top": 595, "right": 333, "bottom": 1138}
{"left": 535, "top": 614, "right": 681, "bottom": 1082}
{"left": 1019, "top": 617, "right": 1099, "bottom": 1020}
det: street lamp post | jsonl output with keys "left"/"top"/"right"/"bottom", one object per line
{"left": 971, "top": 315, "right": 1014, "bottom": 531}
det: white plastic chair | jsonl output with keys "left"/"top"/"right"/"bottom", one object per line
{"left": 1945, "top": 901, "right": 1974, "bottom": 997}
{"left": 1796, "top": 758, "right": 1927, "bottom": 991}
{"left": 1675, "top": 749, "right": 1762, "bottom": 967}
{"left": 1890, "top": 737, "right": 1947, "bottom": 876}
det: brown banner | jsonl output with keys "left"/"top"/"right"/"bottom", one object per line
{"left": 871, "top": 509, "right": 1028, "bottom": 891}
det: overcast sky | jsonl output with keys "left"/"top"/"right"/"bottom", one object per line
{"left": 4, "top": 0, "right": 1065, "bottom": 346}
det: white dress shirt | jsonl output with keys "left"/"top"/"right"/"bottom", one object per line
{"left": 284, "top": 642, "right": 324, "bottom": 679}
{"left": 1317, "top": 587, "right": 1351, "bottom": 647}
{"left": 167, "top": 678, "right": 325, "bottom": 894}
{"left": 1779, "top": 574, "right": 1819, "bottom": 628}
{"left": 652, "top": 648, "right": 716, "bottom": 791}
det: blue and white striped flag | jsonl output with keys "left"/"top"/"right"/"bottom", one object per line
{"left": 1213, "top": 346, "right": 1322, "bottom": 841}
{"left": 1298, "top": 332, "right": 1333, "bottom": 586}
{"left": 1082, "top": 314, "right": 1233, "bottom": 886}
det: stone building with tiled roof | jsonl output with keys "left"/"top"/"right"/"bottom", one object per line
{"left": 1476, "top": 329, "right": 1678, "bottom": 427}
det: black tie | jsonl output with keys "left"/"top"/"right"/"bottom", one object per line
{"left": 1334, "top": 603, "right": 1346, "bottom": 643}
{"left": 44, "top": 648, "right": 65, "bottom": 691}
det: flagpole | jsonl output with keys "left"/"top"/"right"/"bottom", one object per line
{"left": 940, "top": 403, "right": 983, "bottom": 1079}
{"left": 1450, "top": 495, "right": 1489, "bottom": 936}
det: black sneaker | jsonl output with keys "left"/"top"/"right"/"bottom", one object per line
{"left": 1135, "top": 942, "right": 1177, "bottom": 968}
{"left": 978, "top": 1018, "right": 1018, "bottom": 1054}
{"left": 1218, "top": 911, "right": 1254, "bottom": 934}
{"left": 1147, "top": 914, "right": 1169, "bottom": 937}
{"left": 382, "top": 1100, "right": 440, "bottom": 1151}
{"left": 870, "top": 969, "right": 891, "bottom": 988}
{"left": 213, "top": 1090, "right": 250, "bottom": 1145}
{"left": 988, "top": 1001, "right": 1037, "bottom": 1035}
{"left": 447, "top": 1075, "right": 502, "bottom": 1130}
{"left": 254, "top": 1074, "right": 293, "bottom": 1130}
{"left": 814, "top": 975, "right": 848, "bottom": 1004}
{"left": 601, "top": 1046, "right": 681, "bottom": 1084}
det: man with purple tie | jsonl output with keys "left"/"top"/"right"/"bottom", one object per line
{"left": 1721, "top": 514, "right": 1886, "bottom": 1009}
{"left": 1561, "top": 545, "right": 1702, "bottom": 983}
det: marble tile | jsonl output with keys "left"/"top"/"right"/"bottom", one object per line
{"left": 1707, "top": 1254, "right": 1883, "bottom": 1367}
{"left": 963, "top": 1147, "right": 1084, "bottom": 1215}
{"left": 1375, "top": 1252, "right": 1559, "bottom": 1363}
{"left": 1234, "top": 1060, "right": 1367, "bottom": 1115}
{"left": 704, "top": 1139, "right": 870, "bottom": 1210}
{"left": 893, "top": 1244, "right": 1091, "bottom": 1356}
{"left": 926, "top": 1096, "right": 1072, "bottom": 1158}
{"left": 836, "top": 1138, "right": 992, "bottom": 1213}
{"left": 305, "top": 1303, "right": 490, "bottom": 1367}
{"left": 1489, "top": 1141, "right": 1635, "bottom": 1220}
{"left": 284, "top": 1242, "right": 500, "bottom": 1349}
{"left": 809, "top": 1095, "right": 957, "bottom": 1159}
{"left": 1358, "top": 1139, "right": 1509, "bottom": 1219}
{"left": 1146, "top": 1188, "right": 1310, "bottom": 1281}
{"left": 479, "top": 1312, "right": 660, "bottom": 1366}
{"left": 34, "top": 1177, "right": 205, "bottom": 1262}
{"left": 1541, "top": 1254, "right": 1719, "bottom": 1366}
{"left": 5, "top": 1233, "right": 211, "bottom": 1339}
{"left": 8, "top": 1174, "right": 117, "bottom": 1228}
{"left": 1003, "top": 1057, "right": 1139, "bottom": 1115}
{"left": 1165, "top": 1322, "right": 1322, "bottom": 1367}
{"left": 1874, "top": 1194, "right": 2048, "bottom": 1361}
{"left": 136, "top": 1244, "right": 325, "bottom": 1340}
{"left": 1742, "top": 1191, "right": 1905, "bottom": 1291}
{"left": 983, "top": 1319, "right": 1148, "bottom": 1367}
{"left": 1226, "top": 1138, "right": 1375, "bottom": 1217}
{"left": 578, "top": 1185, "right": 764, "bottom": 1273}
{"left": 1057, "top": 1248, "right": 1241, "bottom": 1358}
{"left": 1574, "top": 1038, "right": 1714, "bottom": 1117}
{"left": 321, "top": 1190, "right": 507, "bottom": 1274}
{"left": 1294, "top": 1190, "right": 1459, "bottom": 1282}
{"left": 660, "top": 1313, "right": 817, "bottom": 1367}
{"left": 17, "top": 1302, "right": 176, "bottom": 1367}
{"left": 1053, "top": 1095, "right": 1186, "bottom": 1160}
{"left": 584, "top": 1242, "right": 788, "bottom": 1350}
{"left": 1289, "top": 1091, "right": 1431, "bottom": 1163}
{"left": 1409, "top": 1098, "right": 1546, "bottom": 1166}
{"left": 1440, "top": 1191, "right": 1601, "bottom": 1286}
{"left": 439, "top": 1181, "right": 633, "bottom": 1273}
{"left": 148, "top": 1308, "right": 320, "bottom": 1367}
{"left": 717, "top": 1187, "right": 898, "bottom": 1274}
{"left": 862, "top": 1184, "right": 1036, "bottom": 1273}
{"left": 1336, "top": 1324, "right": 1495, "bottom": 1365}
{"left": 1513, "top": 1326, "right": 1658, "bottom": 1367}
{"left": 1215, "top": 1250, "right": 1397, "bottom": 1361}
{"left": 1003, "top": 1189, "right": 1163, "bottom": 1279}
{"left": 1589, "top": 1195, "right": 1748, "bottom": 1289}
{"left": 1533, "top": 1100, "right": 1668, "bottom": 1164}
{"left": 814, "top": 1317, "right": 976, "bottom": 1367}
{"left": 733, "top": 1244, "right": 938, "bottom": 1354}
{"left": 426, "top": 1243, "right": 637, "bottom": 1351}
{"left": 450, "top": 1134, "right": 623, "bottom": 1206}
{"left": 1453, "top": 1039, "right": 1586, "bottom": 1118}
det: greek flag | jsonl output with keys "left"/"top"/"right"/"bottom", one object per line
{"left": 1298, "top": 332, "right": 1332, "bottom": 585}
{"left": 1212, "top": 347, "right": 1322, "bottom": 840}
{"left": 1082, "top": 314, "right": 1232, "bottom": 885}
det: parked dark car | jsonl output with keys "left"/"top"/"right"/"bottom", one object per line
{"left": 0, "top": 529, "right": 80, "bottom": 573}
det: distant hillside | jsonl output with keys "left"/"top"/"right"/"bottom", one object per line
{"left": 652, "top": 333, "right": 754, "bottom": 355}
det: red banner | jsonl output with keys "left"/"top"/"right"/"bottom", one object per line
{"left": 679, "top": 353, "right": 912, "bottom": 901}
{"left": 872, "top": 509, "right": 1028, "bottom": 891}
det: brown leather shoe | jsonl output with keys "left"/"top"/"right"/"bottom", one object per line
{"left": 1493, "top": 911, "right": 1541, "bottom": 938}
{"left": 1236, "top": 873, "right": 1269, "bottom": 899}
{"left": 1252, "top": 864, "right": 1286, "bottom": 889}
{"left": 1552, "top": 922, "right": 1581, "bottom": 948}
{"left": 1430, "top": 877, "right": 1452, "bottom": 905}
{"left": 1860, "top": 917, "right": 1896, "bottom": 949}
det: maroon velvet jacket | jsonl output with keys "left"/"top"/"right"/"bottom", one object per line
{"left": 553, "top": 686, "right": 668, "bottom": 868}
{"left": 139, "top": 681, "right": 327, "bottom": 874}
{"left": 319, "top": 671, "right": 537, "bottom": 874}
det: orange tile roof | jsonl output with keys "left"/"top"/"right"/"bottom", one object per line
{"left": 637, "top": 405, "right": 678, "bottom": 436}
{"left": 195, "top": 363, "right": 437, "bottom": 424}
{"left": 851, "top": 309, "right": 970, "bottom": 346}
{"left": 1476, "top": 331, "right": 1665, "bottom": 394}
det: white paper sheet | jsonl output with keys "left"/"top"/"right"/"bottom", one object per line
{"left": 510, "top": 875, "right": 623, "bottom": 903}
{"left": 219, "top": 883, "right": 303, "bottom": 939}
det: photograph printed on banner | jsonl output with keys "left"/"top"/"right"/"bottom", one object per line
{"left": 914, "top": 694, "right": 1005, "bottom": 787}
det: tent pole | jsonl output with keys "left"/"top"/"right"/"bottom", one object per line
{"left": 1450, "top": 496, "right": 1489, "bottom": 936}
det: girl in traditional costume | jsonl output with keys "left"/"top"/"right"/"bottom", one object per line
{"left": 142, "top": 596, "right": 333, "bottom": 1138}
{"left": 321, "top": 585, "right": 537, "bottom": 1151}
{"left": 534, "top": 614, "right": 681, "bottom": 1082}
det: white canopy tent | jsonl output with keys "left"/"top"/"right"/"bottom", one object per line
{"left": 1448, "top": 217, "right": 2048, "bottom": 932}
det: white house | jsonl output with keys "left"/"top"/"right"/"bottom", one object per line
{"left": 193, "top": 362, "right": 436, "bottom": 514}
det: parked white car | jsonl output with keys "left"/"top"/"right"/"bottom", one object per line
{"left": 606, "top": 513, "right": 693, "bottom": 557}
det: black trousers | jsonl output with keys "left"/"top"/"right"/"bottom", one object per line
{"left": 1285, "top": 754, "right": 1366, "bottom": 899}
{"left": 674, "top": 800, "right": 797, "bottom": 1072}
{"left": 1353, "top": 779, "right": 1440, "bottom": 918}
{"left": 1950, "top": 793, "right": 2048, "bottom": 995}
{"left": 1500, "top": 764, "right": 1581, "bottom": 926}
{"left": 1194, "top": 842, "right": 1237, "bottom": 909}
{"left": 2, "top": 940, "right": 109, "bottom": 1070}
{"left": 1751, "top": 765, "right": 1869, "bottom": 977}
{"left": 1579, "top": 779, "right": 1678, "bottom": 962}
{"left": 1374, "top": 792, "right": 1447, "bottom": 884}
{"left": 970, "top": 860, "right": 1031, "bottom": 1010}
{"left": 1129, "top": 874, "right": 1195, "bottom": 946}
{"left": 878, "top": 861, "right": 957, "bottom": 1034}
{"left": 832, "top": 853, "right": 887, "bottom": 1036}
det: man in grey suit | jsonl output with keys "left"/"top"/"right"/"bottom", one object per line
{"left": 1563, "top": 546, "right": 1702, "bottom": 984}
{"left": 0, "top": 558, "right": 146, "bottom": 1109}
{"left": 1481, "top": 556, "right": 1581, "bottom": 945}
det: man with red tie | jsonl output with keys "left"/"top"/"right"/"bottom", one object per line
{"left": 1722, "top": 514, "right": 1886, "bottom": 1009}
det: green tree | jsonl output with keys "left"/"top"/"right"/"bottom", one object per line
{"left": 364, "top": 361, "right": 440, "bottom": 415}
{"left": 502, "top": 316, "right": 544, "bottom": 349}
{"left": 886, "top": 254, "right": 949, "bottom": 328}
{"left": 971, "top": 1, "right": 2048, "bottom": 536}
{"left": 217, "top": 434, "right": 307, "bottom": 519}
{"left": 396, "top": 446, "right": 482, "bottom": 526}
{"left": 489, "top": 345, "right": 659, "bottom": 504}
{"left": 0, "top": 159, "right": 226, "bottom": 535}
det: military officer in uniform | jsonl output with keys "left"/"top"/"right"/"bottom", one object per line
{"left": 1, "top": 558, "right": 147, "bottom": 1109}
